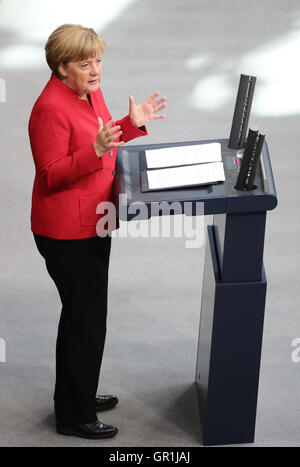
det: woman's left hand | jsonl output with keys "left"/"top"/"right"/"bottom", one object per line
{"left": 129, "top": 92, "right": 168, "bottom": 128}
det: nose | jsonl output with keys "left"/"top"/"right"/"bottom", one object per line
{"left": 91, "top": 61, "right": 101, "bottom": 76}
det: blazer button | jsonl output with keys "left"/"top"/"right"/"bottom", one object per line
{"left": 112, "top": 170, "right": 116, "bottom": 176}
{"left": 109, "top": 150, "right": 113, "bottom": 156}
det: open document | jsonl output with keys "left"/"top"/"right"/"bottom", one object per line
{"left": 145, "top": 142, "right": 222, "bottom": 168}
{"left": 146, "top": 161, "right": 225, "bottom": 191}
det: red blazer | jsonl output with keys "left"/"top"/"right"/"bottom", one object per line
{"left": 28, "top": 74, "right": 147, "bottom": 239}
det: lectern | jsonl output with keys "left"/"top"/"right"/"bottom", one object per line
{"left": 113, "top": 138, "right": 277, "bottom": 446}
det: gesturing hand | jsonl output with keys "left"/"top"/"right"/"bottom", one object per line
{"left": 93, "top": 118, "right": 124, "bottom": 158}
{"left": 129, "top": 92, "right": 168, "bottom": 128}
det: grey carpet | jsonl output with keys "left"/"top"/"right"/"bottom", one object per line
{"left": 0, "top": 0, "right": 299, "bottom": 447}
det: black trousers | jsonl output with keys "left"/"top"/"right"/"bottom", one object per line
{"left": 33, "top": 233, "right": 112, "bottom": 425}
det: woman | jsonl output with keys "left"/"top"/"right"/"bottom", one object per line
{"left": 29, "top": 24, "right": 167, "bottom": 440}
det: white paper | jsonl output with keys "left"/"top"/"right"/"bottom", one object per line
{"left": 145, "top": 143, "right": 221, "bottom": 169}
{"left": 146, "top": 162, "right": 225, "bottom": 190}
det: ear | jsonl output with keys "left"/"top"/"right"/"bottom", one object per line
{"left": 58, "top": 62, "right": 68, "bottom": 78}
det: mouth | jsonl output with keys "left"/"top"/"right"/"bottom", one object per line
{"left": 88, "top": 79, "right": 99, "bottom": 84}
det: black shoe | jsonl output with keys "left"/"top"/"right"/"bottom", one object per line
{"left": 95, "top": 395, "right": 119, "bottom": 412}
{"left": 56, "top": 420, "right": 118, "bottom": 439}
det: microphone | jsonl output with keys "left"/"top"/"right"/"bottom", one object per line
{"left": 234, "top": 127, "right": 265, "bottom": 191}
{"left": 228, "top": 74, "right": 256, "bottom": 150}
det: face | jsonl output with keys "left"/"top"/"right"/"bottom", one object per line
{"left": 59, "top": 55, "right": 102, "bottom": 96}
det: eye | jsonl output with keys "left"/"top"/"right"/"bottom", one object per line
{"left": 81, "top": 63, "right": 88, "bottom": 68}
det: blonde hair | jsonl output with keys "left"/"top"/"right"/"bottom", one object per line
{"left": 45, "top": 24, "right": 107, "bottom": 78}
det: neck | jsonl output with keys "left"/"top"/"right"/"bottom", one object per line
{"left": 62, "top": 78, "right": 87, "bottom": 100}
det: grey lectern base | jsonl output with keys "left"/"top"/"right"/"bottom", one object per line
{"left": 113, "top": 138, "right": 277, "bottom": 446}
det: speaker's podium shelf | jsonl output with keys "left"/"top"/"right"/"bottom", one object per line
{"left": 113, "top": 138, "right": 278, "bottom": 446}
{"left": 113, "top": 138, "right": 277, "bottom": 219}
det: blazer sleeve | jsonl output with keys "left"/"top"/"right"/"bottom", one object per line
{"left": 115, "top": 115, "right": 148, "bottom": 142}
{"left": 29, "top": 103, "right": 103, "bottom": 190}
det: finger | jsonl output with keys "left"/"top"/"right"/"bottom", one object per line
{"left": 97, "top": 117, "right": 103, "bottom": 131}
{"left": 104, "top": 129, "right": 123, "bottom": 142}
{"left": 153, "top": 97, "right": 167, "bottom": 108}
{"left": 153, "top": 103, "right": 168, "bottom": 113}
{"left": 153, "top": 114, "right": 167, "bottom": 119}
{"left": 129, "top": 95, "right": 135, "bottom": 111}
{"left": 146, "top": 91, "right": 160, "bottom": 103}
{"left": 103, "top": 119, "right": 115, "bottom": 130}
{"left": 103, "top": 122, "right": 118, "bottom": 138}
{"left": 104, "top": 125, "right": 121, "bottom": 138}
{"left": 110, "top": 141, "right": 125, "bottom": 148}
{"left": 106, "top": 125, "right": 121, "bottom": 136}
{"left": 106, "top": 130, "right": 123, "bottom": 142}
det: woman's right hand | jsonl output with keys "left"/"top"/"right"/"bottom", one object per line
{"left": 93, "top": 118, "right": 125, "bottom": 158}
